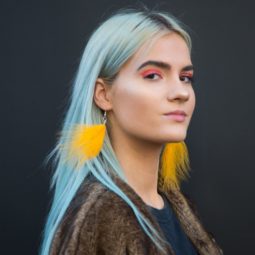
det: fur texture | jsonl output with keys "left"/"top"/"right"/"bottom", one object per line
{"left": 49, "top": 173, "right": 223, "bottom": 255}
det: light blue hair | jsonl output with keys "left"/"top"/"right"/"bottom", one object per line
{"left": 39, "top": 6, "right": 192, "bottom": 255}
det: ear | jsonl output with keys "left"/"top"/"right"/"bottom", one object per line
{"left": 93, "top": 78, "right": 113, "bottom": 111}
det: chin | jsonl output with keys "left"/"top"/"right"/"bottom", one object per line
{"left": 163, "top": 131, "right": 187, "bottom": 143}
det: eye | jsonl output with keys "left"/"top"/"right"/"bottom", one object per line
{"left": 143, "top": 72, "right": 162, "bottom": 80}
{"left": 180, "top": 75, "right": 195, "bottom": 84}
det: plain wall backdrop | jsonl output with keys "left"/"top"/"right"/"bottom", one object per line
{"left": 1, "top": 0, "right": 255, "bottom": 254}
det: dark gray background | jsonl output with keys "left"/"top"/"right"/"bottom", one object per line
{"left": 1, "top": 0, "right": 254, "bottom": 254}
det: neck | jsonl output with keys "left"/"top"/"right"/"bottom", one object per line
{"left": 110, "top": 130, "right": 164, "bottom": 209}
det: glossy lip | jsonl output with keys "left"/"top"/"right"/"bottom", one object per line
{"left": 164, "top": 110, "right": 187, "bottom": 116}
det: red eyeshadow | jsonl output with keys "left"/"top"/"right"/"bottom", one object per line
{"left": 140, "top": 69, "right": 162, "bottom": 77}
{"left": 181, "top": 72, "right": 193, "bottom": 77}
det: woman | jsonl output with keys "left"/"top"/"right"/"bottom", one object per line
{"left": 39, "top": 6, "right": 223, "bottom": 255}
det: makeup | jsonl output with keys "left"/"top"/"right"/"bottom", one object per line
{"left": 141, "top": 69, "right": 162, "bottom": 79}
{"left": 164, "top": 114, "right": 186, "bottom": 122}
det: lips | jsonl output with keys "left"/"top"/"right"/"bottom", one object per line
{"left": 164, "top": 110, "right": 187, "bottom": 116}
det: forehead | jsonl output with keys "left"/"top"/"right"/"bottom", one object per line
{"left": 122, "top": 32, "right": 191, "bottom": 72}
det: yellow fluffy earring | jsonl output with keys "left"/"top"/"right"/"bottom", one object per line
{"left": 61, "top": 110, "right": 107, "bottom": 169}
{"left": 159, "top": 141, "right": 191, "bottom": 191}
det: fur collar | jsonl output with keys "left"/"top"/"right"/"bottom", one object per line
{"left": 109, "top": 172, "right": 223, "bottom": 255}
{"left": 50, "top": 173, "right": 223, "bottom": 255}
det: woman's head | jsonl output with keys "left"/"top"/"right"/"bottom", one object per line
{"left": 66, "top": 8, "right": 195, "bottom": 150}
{"left": 94, "top": 31, "right": 195, "bottom": 147}
{"left": 58, "top": 7, "right": 195, "bottom": 170}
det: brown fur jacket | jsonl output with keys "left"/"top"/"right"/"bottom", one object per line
{"left": 50, "top": 173, "right": 223, "bottom": 255}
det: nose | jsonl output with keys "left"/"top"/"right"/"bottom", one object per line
{"left": 166, "top": 76, "right": 190, "bottom": 102}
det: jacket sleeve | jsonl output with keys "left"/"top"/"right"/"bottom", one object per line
{"left": 50, "top": 193, "right": 131, "bottom": 255}
{"left": 50, "top": 204, "right": 99, "bottom": 254}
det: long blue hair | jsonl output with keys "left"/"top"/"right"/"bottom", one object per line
{"left": 39, "top": 7, "right": 192, "bottom": 255}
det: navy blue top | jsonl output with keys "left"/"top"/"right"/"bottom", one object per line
{"left": 146, "top": 193, "right": 198, "bottom": 255}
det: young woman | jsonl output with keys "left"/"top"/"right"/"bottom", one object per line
{"left": 39, "top": 6, "right": 223, "bottom": 255}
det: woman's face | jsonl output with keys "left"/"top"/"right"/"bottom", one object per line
{"left": 107, "top": 32, "right": 196, "bottom": 144}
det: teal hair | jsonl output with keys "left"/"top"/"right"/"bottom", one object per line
{"left": 39, "top": 6, "right": 192, "bottom": 255}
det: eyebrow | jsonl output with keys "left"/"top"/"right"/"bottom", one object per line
{"left": 136, "top": 60, "right": 194, "bottom": 72}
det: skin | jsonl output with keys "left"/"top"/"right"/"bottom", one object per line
{"left": 94, "top": 32, "right": 196, "bottom": 209}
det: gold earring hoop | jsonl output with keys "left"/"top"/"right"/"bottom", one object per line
{"left": 102, "top": 110, "right": 107, "bottom": 124}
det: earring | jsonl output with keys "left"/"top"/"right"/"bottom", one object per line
{"left": 159, "top": 141, "right": 190, "bottom": 191}
{"left": 62, "top": 110, "right": 107, "bottom": 168}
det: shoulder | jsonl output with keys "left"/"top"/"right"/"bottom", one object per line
{"left": 163, "top": 188, "right": 224, "bottom": 255}
{"left": 50, "top": 175, "right": 152, "bottom": 255}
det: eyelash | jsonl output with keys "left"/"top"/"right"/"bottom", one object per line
{"left": 180, "top": 75, "right": 195, "bottom": 84}
{"left": 143, "top": 73, "right": 162, "bottom": 80}
{"left": 143, "top": 72, "right": 195, "bottom": 84}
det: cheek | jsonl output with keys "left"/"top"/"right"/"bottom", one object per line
{"left": 111, "top": 81, "right": 158, "bottom": 132}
